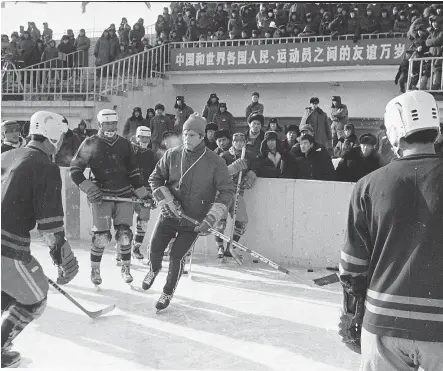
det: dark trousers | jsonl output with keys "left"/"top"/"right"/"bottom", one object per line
{"left": 149, "top": 216, "right": 198, "bottom": 295}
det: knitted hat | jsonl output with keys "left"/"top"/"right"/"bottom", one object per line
{"left": 155, "top": 103, "right": 165, "bottom": 111}
{"left": 286, "top": 124, "right": 300, "bottom": 135}
{"left": 183, "top": 113, "right": 207, "bottom": 136}
{"left": 1, "top": 120, "right": 20, "bottom": 131}
{"left": 252, "top": 92, "right": 260, "bottom": 98}
{"left": 264, "top": 131, "right": 278, "bottom": 141}
{"left": 205, "top": 122, "right": 219, "bottom": 132}
{"left": 214, "top": 129, "right": 230, "bottom": 140}
{"left": 248, "top": 113, "right": 264, "bottom": 125}
{"left": 310, "top": 97, "right": 320, "bottom": 104}
{"left": 299, "top": 124, "right": 314, "bottom": 135}
{"left": 219, "top": 102, "right": 227, "bottom": 109}
{"left": 359, "top": 133, "right": 377, "bottom": 145}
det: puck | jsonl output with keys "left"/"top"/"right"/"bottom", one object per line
{"left": 307, "top": 269, "right": 314, "bottom": 272}
{"left": 253, "top": 259, "right": 259, "bottom": 263}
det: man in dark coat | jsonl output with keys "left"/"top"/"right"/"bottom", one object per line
{"left": 300, "top": 97, "right": 332, "bottom": 150}
{"left": 244, "top": 113, "right": 266, "bottom": 157}
{"left": 122, "top": 107, "right": 148, "bottom": 142}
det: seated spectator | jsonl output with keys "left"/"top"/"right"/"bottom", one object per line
{"left": 123, "top": 107, "right": 148, "bottom": 142}
{"left": 169, "top": 29, "right": 180, "bottom": 42}
{"left": 347, "top": 9, "right": 361, "bottom": 39}
{"left": 282, "top": 124, "right": 300, "bottom": 152}
{"left": 256, "top": 4, "right": 268, "bottom": 30}
{"left": 273, "top": 25, "right": 286, "bottom": 39}
{"left": 262, "top": 9, "right": 276, "bottom": 37}
{"left": 375, "top": 123, "right": 396, "bottom": 166}
{"left": 267, "top": 118, "right": 285, "bottom": 141}
{"left": 130, "top": 23, "right": 145, "bottom": 43}
{"left": 118, "top": 17, "right": 131, "bottom": 46}
{"left": 299, "top": 14, "right": 317, "bottom": 37}
{"left": 204, "top": 122, "right": 218, "bottom": 151}
{"left": 202, "top": 93, "right": 220, "bottom": 121}
{"left": 291, "top": 124, "right": 329, "bottom": 156}
{"left": 156, "top": 15, "right": 167, "bottom": 38}
{"left": 54, "top": 128, "right": 81, "bottom": 167}
{"left": 186, "top": 18, "right": 199, "bottom": 41}
{"left": 330, "top": 95, "right": 349, "bottom": 147}
{"left": 214, "top": 129, "right": 231, "bottom": 155}
{"left": 361, "top": 5, "right": 379, "bottom": 34}
{"left": 379, "top": 8, "right": 394, "bottom": 34}
{"left": 240, "top": 4, "right": 256, "bottom": 35}
{"left": 300, "top": 97, "right": 332, "bottom": 150}
{"left": 293, "top": 134, "right": 336, "bottom": 181}
{"left": 319, "top": 12, "right": 333, "bottom": 35}
{"left": 227, "top": 30, "right": 240, "bottom": 45}
{"left": 329, "top": 12, "right": 349, "bottom": 36}
{"left": 245, "top": 92, "right": 264, "bottom": 119}
{"left": 274, "top": 3, "right": 289, "bottom": 27}
{"left": 336, "top": 133, "right": 381, "bottom": 182}
{"left": 150, "top": 104, "right": 174, "bottom": 152}
{"left": 228, "top": 10, "right": 243, "bottom": 38}
{"left": 257, "top": 131, "right": 296, "bottom": 178}
{"left": 333, "top": 124, "right": 358, "bottom": 158}
{"left": 146, "top": 108, "right": 155, "bottom": 123}
{"left": 395, "top": 49, "right": 413, "bottom": 93}
{"left": 212, "top": 102, "right": 235, "bottom": 135}
{"left": 75, "top": 29, "right": 91, "bottom": 67}
{"left": 393, "top": 10, "right": 410, "bottom": 33}
{"left": 245, "top": 113, "right": 266, "bottom": 156}
{"left": 42, "top": 22, "right": 53, "bottom": 41}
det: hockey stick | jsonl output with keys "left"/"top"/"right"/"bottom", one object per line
{"left": 179, "top": 213, "right": 290, "bottom": 275}
{"left": 226, "top": 146, "right": 246, "bottom": 266}
{"left": 47, "top": 278, "right": 116, "bottom": 319}
{"left": 102, "top": 196, "right": 154, "bottom": 208}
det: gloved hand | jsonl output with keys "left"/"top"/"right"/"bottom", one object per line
{"left": 241, "top": 170, "right": 257, "bottom": 189}
{"left": 153, "top": 186, "right": 183, "bottom": 219}
{"left": 79, "top": 179, "right": 103, "bottom": 204}
{"left": 338, "top": 289, "right": 365, "bottom": 354}
{"left": 338, "top": 137, "right": 345, "bottom": 143}
{"left": 227, "top": 158, "right": 249, "bottom": 176}
{"left": 134, "top": 186, "right": 153, "bottom": 207}
{"left": 50, "top": 240, "right": 79, "bottom": 285}
{"left": 394, "top": 78, "right": 399, "bottom": 85}
{"left": 194, "top": 203, "right": 227, "bottom": 235}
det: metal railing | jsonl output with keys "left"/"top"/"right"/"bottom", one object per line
{"left": 407, "top": 56, "right": 443, "bottom": 93}
{"left": 23, "top": 50, "right": 85, "bottom": 69}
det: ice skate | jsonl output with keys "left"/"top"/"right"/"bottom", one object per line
{"left": 142, "top": 270, "right": 159, "bottom": 290}
{"left": 132, "top": 242, "right": 144, "bottom": 261}
{"left": 91, "top": 267, "right": 102, "bottom": 286}
{"left": 155, "top": 292, "right": 173, "bottom": 313}
{"left": 1, "top": 349, "right": 21, "bottom": 368}
{"left": 217, "top": 246, "right": 225, "bottom": 259}
{"left": 121, "top": 265, "right": 133, "bottom": 284}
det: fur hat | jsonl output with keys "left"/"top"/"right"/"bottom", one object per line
{"left": 252, "top": 92, "right": 260, "bottom": 98}
{"left": 183, "top": 113, "right": 207, "bottom": 136}
{"left": 359, "top": 133, "right": 377, "bottom": 145}
{"left": 219, "top": 102, "right": 227, "bottom": 109}
{"left": 133, "top": 107, "right": 142, "bottom": 114}
{"left": 146, "top": 108, "right": 155, "bottom": 116}
{"left": 269, "top": 117, "right": 278, "bottom": 124}
{"left": 286, "top": 124, "right": 300, "bottom": 135}
{"left": 232, "top": 132, "right": 246, "bottom": 141}
{"left": 264, "top": 131, "right": 278, "bottom": 141}
{"left": 332, "top": 95, "right": 342, "bottom": 103}
{"left": 300, "top": 134, "right": 315, "bottom": 143}
{"left": 310, "top": 97, "right": 320, "bottom": 104}
{"left": 209, "top": 93, "right": 218, "bottom": 99}
{"left": 344, "top": 123, "right": 355, "bottom": 131}
{"left": 299, "top": 124, "right": 314, "bottom": 135}
{"left": 155, "top": 104, "right": 165, "bottom": 111}
{"left": 248, "top": 113, "right": 264, "bottom": 125}
{"left": 214, "top": 129, "right": 230, "bottom": 140}
{"left": 176, "top": 96, "right": 184, "bottom": 102}
{"left": 205, "top": 122, "right": 219, "bottom": 132}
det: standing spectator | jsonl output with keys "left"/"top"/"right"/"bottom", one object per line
{"left": 256, "top": 4, "right": 268, "bottom": 31}
{"left": 347, "top": 9, "right": 361, "bottom": 40}
{"left": 289, "top": 3, "right": 307, "bottom": 23}
{"left": 245, "top": 92, "right": 264, "bottom": 119}
{"left": 375, "top": 123, "right": 396, "bottom": 166}
{"left": 204, "top": 122, "right": 218, "bottom": 151}
{"left": 300, "top": 97, "right": 332, "bottom": 150}
{"left": 74, "top": 29, "right": 91, "bottom": 67}
{"left": 267, "top": 118, "right": 285, "bottom": 141}
{"left": 130, "top": 23, "right": 144, "bottom": 43}
{"left": 162, "top": 7, "right": 173, "bottom": 36}
{"left": 73, "top": 120, "right": 90, "bottom": 143}
{"left": 379, "top": 8, "right": 393, "bottom": 34}
{"left": 42, "top": 22, "right": 52, "bottom": 41}
{"left": 213, "top": 4, "right": 228, "bottom": 31}
{"left": 118, "top": 17, "right": 131, "bottom": 46}
{"left": 360, "top": 6, "right": 379, "bottom": 34}
{"left": 174, "top": 13, "right": 188, "bottom": 41}
{"left": 123, "top": 107, "right": 148, "bottom": 141}
{"left": 145, "top": 108, "right": 155, "bottom": 124}
{"left": 34, "top": 39, "right": 45, "bottom": 64}
{"left": 293, "top": 134, "right": 336, "bottom": 181}
{"left": 274, "top": 3, "right": 289, "bottom": 28}
{"left": 240, "top": 4, "right": 256, "bottom": 36}
{"left": 66, "top": 29, "right": 76, "bottom": 49}
{"left": 319, "top": 12, "right": 333, "bottom": 35}
{"left": 330, "top": 96, "right": 349, "bottom": 147}
{"left": 214, "top": 129, "right": 231, "bottom": 155}
{"left": 58, "top": 35, "right": 76, "bottom": 69}
{"left": 244, "top": 113, "right": 266, "bottom": 156}
{"left": 115, "top": 43, "right": 129, "bottom": 62}
{"left": 1, "top": 34, "right": 10, "bottom": 55}
{"left": 174, "top": 96, "right": 194, "bottom": 134}
{"left": 41, "top": 39, "right": 58, "bottom": 67}
{"left": 94, "top": 29, "right": 112, "bottom": 72}
{"left": 155, "top": 15, "right": 167, "bottom": 38}
{"left": 150, "top": 103, "right": 174, "bottom": 152}
{"left": 28, "top": 22, "right": 41, "bottom": 41}
{"left": 393, "top": 10, "right": 409, "bottom": 33}
{"left": 134, "top": 18, "right": 146, "bottom": 38}
{"left": 333, "top": 124, "right": 358, "bottom": 158}
{"left": 108, "top": 28, "right": 120, "bottom": 61}
{"left": 202, "top": 93, "right": 220, "bottom": 121}
{"left": 408, "top": 7, "right": 435, "bottom": 41}
{"left": 186, "top": 18, "right": 199, "bottom": 41}
{"left": 197, "top": 8, "right": 213, "bottom": 35}
{"left": 54, "top": 128, "right": 82, "bottom": 167}
{"left": 228, "top": 10, "right": 243, "bottom": 38}
{"left": 19, "top": 31, "right": 35, "bottom": 67}
{"left": 394, "top": 49, "right": 413, "bottom": 93}
{"left": 282, "top": 124, "right": 300, "bottom": 152}
{"left": 183, "top": 8, "right": 193, "bottom": 27}
{"left": 19, "top": 25, "right": 25, "bottom": 39}
{"left": 212, "top": 102, "right": 235, "bottom": 135}
{"left": 261, "top": 9, "right": 276, "bottom": 37}
{"left": 426, "top": 16, "right": 443, "bottom": 90}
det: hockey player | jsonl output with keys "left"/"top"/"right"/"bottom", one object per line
{"left": 70, "top": 109, "right": 151, "bottom": 286}
{"left": 142, "top": 113, "right": 234, "bottom": 311}
{"left": 339, "top": 91, "right": 443, "bottom": 369}
{"left": 131, "top": 126, "right": 158, "bottom": 260}
{"left": 1, "top": 120, "right": 25, "bottom": 153}
{"left": 1, "top": 111, "right": 79, "bottom": 368}
{"left": 217, "top": 132, "right": 259, "bottom": 259}
{"left": 214, "top": 129, "right": 231, "bottom": 155}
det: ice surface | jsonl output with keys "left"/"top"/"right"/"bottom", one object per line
{"left": 14, "top": 240, "right": 361, "bottom": 370}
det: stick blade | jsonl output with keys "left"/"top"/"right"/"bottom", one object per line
{"left": 313, "top": 273, "right": 340, "bottom": 286}
{"left": 87, "top": 304, "right": 116, "bottom": 319}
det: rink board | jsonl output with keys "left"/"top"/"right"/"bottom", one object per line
{"left": 58, "top": 168, "right": 354, "bottom": 268}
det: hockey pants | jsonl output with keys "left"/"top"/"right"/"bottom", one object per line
{"left": 215, "top": 194, "right": 248, "bottom": 245}
{"left": 149, "top": 216, "right": 198, "bottom": 296}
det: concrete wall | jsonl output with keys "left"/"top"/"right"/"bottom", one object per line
{"left": 60, "top": 168, "right": 355, "bottom": 269}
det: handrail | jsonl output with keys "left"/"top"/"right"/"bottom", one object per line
{"left": 407, "top": 56, "right": 443, "bottom": 93}
{"left": 22, "top": 50, "right": 84, "bottom": 70}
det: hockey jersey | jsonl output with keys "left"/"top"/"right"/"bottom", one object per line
{"left": 340, "top": 154, "right": 443, "bottom": 342}
{"left": 131, "top": 143, "right": 158, "bottom": 189}
{"left": 70, "top": 134, "right": 144, "bottom": 197}
{"left": 1, "top": 146, "right": 65, "bottom": 260}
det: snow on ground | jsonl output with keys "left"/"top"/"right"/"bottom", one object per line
{"left": 14, "top": 240, "right": 361, "bottom": 370}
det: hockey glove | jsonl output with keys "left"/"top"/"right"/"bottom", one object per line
{"left": 49, "top": 240, "right": 79, "bottom": 285}
{"left": 79, "top": 179, "right": 103, "bottom": 204}
{"left": 153, "top": 186, "right": 183, "bottom": 219}
{"left": 134, "top": 186, "right": 153, "bottom": 208}
{"left": 194, "top": 203, "right": 228, "bottom": 235}
{"left": 338, "top": 288, "right": 365, "bottom": 354}
{"left": 241, "top": 170, "right": 257, "bottom": 189}
{"left": 227, "top": 158, "right": 249, "bottom": 176}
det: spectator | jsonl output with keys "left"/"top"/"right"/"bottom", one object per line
{"left": 123, "top": 107, "right": 148, "bottom": 141}
{"left": 130, "top": 38, "right": 143, "bottom": 54}
{"left": 299, "top": 13, "right": 317, "bottom": 37}
{"left": 20, "top": 31, "right": 35, "bottom": 67}
{"left": 245, "top": 92, "right": 264, "bottom": 119}
{"left": 197, "top": 8, "right": 213, "bottom": 34}
{"left": 256, "top": 4, "right": 268, "bottom": 30}
{"left": 336, "top": 133, "right": 381, "bottom": 182}
{"left": 145, "top": 108, "right": 155, "bottom": 123}
{"left": 408, "top": 7, "right": 435, "bottom": 40}
{"left": 155, "top": 15, "right": 167, "bottom": 38}
{"left": 425, "top": 15, "right": 443, "bottom": 90}
{"left": 65, "top": 29, "right": 75, "bottom": 49}
{"left": 289, "top": 3, "right": 307, "bottom": 23}
{"left": 115, "top": 43, "right": 129, "bottom": 62}
{"left": 379, "top": 8, "right": 394, "bottom": 34}
{"left": 108, "top": 27, "right": 119, "bottom": 61}
{"left": 228, "top": 11, "right": 243, "bottom": 38}
{"left": 162, "top": 7, "right": 173, "bottom": 35}
{"left": 130, "top": 23, "right": 145, "bottom": 43}
{"left": 118, "top": 17, "right": 131, "bottom": 46}
{"left": 169, "top": 29, "right": 180, "bottom": 42}
{"left": 202, "top": 93, "right": 219, "bottom": 121}
{"left": 346, "top": 9, "right": 361, "bottom": 40}
{"left": 134, "top": 18, "right": 145, "bottom": 37}
{"left": 319, "top": 12, "right": 333, "bottom": 35}
{"left": 410, "top": 44, "right": 432, "bottom": 89}
{"left": 360, "top": 5, "right": 379, "bottom": 34}
{"left": 42, "top": 22, "right": 52, "bottom": 41}
{"left": 204, "top": 122, "right": 218, "bottom": 151}
{"left": 94, "top": 29, "right": 112, "bottom": 69}
{"left": 291, "top": 123, "right": 330, "bottom": 156}
{"left": 19, "top": 25, "right": 25, "bottom": 38}
{"left": 186, "top": 18, "right": 199, "bottom": 41}
{"left": 72, "top": 120, "right": 90, "bottom": 143}
{"left": 196, "top": 2, "right": 210, "bottom": 19}
{"left": 1, "top": 34, "right": 10, "bottom": 55}
{"left": 156, "top": 130, "right": 175, "bottom": 159}
{"left": 434, "top": 124, "right": 443, "bottom": 156}
{"left": 261, "top": 9, "right": 276, "bottom": 37}
{"left": 213, "top": 4, "right": 228, "bottom": 31}
{"left": 393, "top": 10, "right": 410, "bottom": 33}
{"left": 330, "top": 12, "right": 349, "bottom": 36}
{"left": 267, "top": 118, "right": 285, "bottom": 141}
{"left": 54, "top": 128, "right": 81, "bottom": 167}
{"left": 293, "top": 134, "right": 336, "bottom": 181}
{"left": 214, "top": 129, "right": 231, "bottom": 155}
{"left": 1, "top": 121, "right": 24, "bottom": 153}
{"left": 300, "top": 97, "right": 332, "bottom": 150}
{"left": 74, "top": 29, "right": 91, "bottom": 67}
{"left": 375, "top": 123, "right": 396, "bottom": 166}
{"left": 240, "top": 4, "right": 256, "bottom": 36}
{"left": 183, "top": 8, "right": 193, "bottom": 27}
{"left": 34, "top": 39, "right": 45, "bottom": 64}
{"left": 244, "top": 113, "right": 266, "bottom": 156}
{"left": 41, "top": 39, "right": 58, "bottom": 67}
{"left": 333, "top": 124, "right": 358, "bottom": 158}
{"left": 395, "top": 49, "right": 413, "bottom": 93}
{"left": 330, "top": 96, "right": 349, "bottom": 147}
{"left": 174, "top": 13, "right": 188, "bottom": 41}
{"left": 274, "top": 3, "right": 289, "bottom": 28}
{"left": 174, "top": 95, "right": 194, "bottom": 134}
{"left": 150, "top": 103, "right": 174, "bottom": 152}
{"left": 28, "top": 21, "right": 41, "bottom": 41}
{"left": 58, "top": 34, "right": 76, "bottom": 69}
{"left": 282, "top": 124, "right": 300, "bottom": 152}
{"left": 212, "top": 102, "right": 235, "bottom": 135}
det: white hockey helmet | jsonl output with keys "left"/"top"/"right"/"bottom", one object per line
{"left": 384, "top": 91, "right": 440, "bottom": 154}
{"left": 136, "top": 126, "right": 151, "bottom": 137}
{"left": 97, "top": 109, "right": 118, "bottom": 123}
{"left": 29, "top": 111, "right": 68, "bottom": 150}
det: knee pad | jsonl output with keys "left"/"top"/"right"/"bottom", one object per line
{"left": 1, "top": 291, "right": 15, "bottom": 314}
{"left": 234, "top": 221, "right": 247, "bottom": 236}
{"left": 21, "top": 297, "right": 47, "bottom": 320}
{"left": 92, "top": 231, "right": 111, "bottom": 248}
{"left": 136, "top": 219, "right": 149, "bottom": 233}
{"left": 215, "top": 219, "right": 227, "bottom": 232}
{"left": 115, "top": 224, "right": 133, "bottom": 245}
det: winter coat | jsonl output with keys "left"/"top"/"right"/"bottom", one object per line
{"left": 228, "top": 17, "right": 243, "bottom": 38}
{"left": 123, "top": 115, "right": 148, "bottom": 141}
{"left": 319, "top": 12, "right": 333, "bottom": 35}
{"left": 330, "top": 103, "right": 349, "bottom": 139}
{"left": 129, "top": 26, "right": 145, "bottom": 43}
{"left": 333, "top": 134, "right": 358, "bottom": 158}
{"left": 54, "top": 130, "right": 82, "bottom": 167}
{"left": 155, "top": 18, "right": 167, "bottom": 36}
{"left": 42, "top": 28, "right": 53, "bottom": 41}
{"left": 347, "top": 17, "right": 360, "bottom": 36}
{"left": 257, "top": 139, "right": 296, "bottom": 178}
{"left": 29, "top": 27, "right": 41, "bottom": 41}
{"left": 393, "top": 18, "right": 410, "bottom": 33}
{"left": 57, "top": 42, "right": 76, "bottom": 67}
{"left": 300, "top": 107, "right": 332, "bottom": 149}
{"left": 118, "top": 23, "right": 131, "bottom": 45}
{"left": 108, "top": 34, "right": 120, "bottom": 60}
{"left": 186, "top": 25, "right": 199, "bottom": 41}
{"left": 212, "top": 111, "right": 235, "bottom": 134}
{"left": 360, "top": 14, "right": 379, "bottom": 33}
{"left": 150, "top": 115, "right": 174, "bottom": 145}
{"left": 204, "top": 137, "right": 218, "bottom": 151}
{"left": 41, "top": 44, "right": 59, "bottom": 66}
{"left": 329, "top": 15, "right": 349, "bottom": 35}
{"left": 149, "top": 140, "right": 234, "bottom": 227}
{"left": 202, "top": 102, "right": 219, "bottom": 121}
{"left": 198, "top": 15, "right": 213, "bottom": 33}
{"left": 336, "top": 147, "right": 381, "bottom": 182}
{"left": 74, "top": 35, "right": 90, "bottom": 67}
{"left": 245, "top": 102, "right": 264, "bottom": 119}
{"left": 174, "top": 104, "right": 194, "bottom": 134}
{"left": 213, "top": 11, "right": 228, "bottom": 30}
{"left": 94, "top": 35, "right": 112, "bottom": 66}
{"left": 174, "top": 19, "right": 188, "bottom": 40}
{"left": 292, "top": 142, "right": 336, "bottom": 181}
{"left": 20, "top": 38, "right": 35, "bottom": 65}
{"left": 256, "top": 10, "right": 268, "bottom": 29}
{"left": 379, "top": 15, "right": 393, "bottom": 33}
{"left": 426, "top": 28, "right": 443, "bottom": 64}
{"left": 375, "top": 130, "right": 396, "bottom": 166}
{"left": 244, "top": 129, "right": 266, "bottom": 157}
